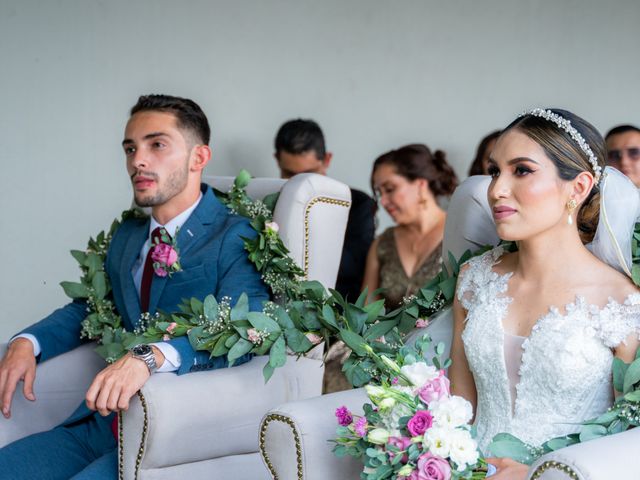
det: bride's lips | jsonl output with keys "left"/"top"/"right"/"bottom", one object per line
{"left": 493, "top": 205, "right": 517, "bottom": 220}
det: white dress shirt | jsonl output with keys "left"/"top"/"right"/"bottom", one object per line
{"left": 14, "top": 193, "right": 203, "bottom": 374}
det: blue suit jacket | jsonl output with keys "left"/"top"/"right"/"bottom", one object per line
{"left": 22, "top": 183, "right": 269, "bottom": 376}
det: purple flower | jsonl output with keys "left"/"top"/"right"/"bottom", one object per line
{"left": 335, "top": 406, "right": 353, "bottom": 426}
{"left": 415, "top": 452, "right": 451, "bottom": 480}
{"left": 387, "top": 436, "right": 412, "bottom": 464}
{"left": 407, "top": 410, "right": 434, "bottom": 437}
{"left": 354, "top": 417, "right": 368, "bottom": 437}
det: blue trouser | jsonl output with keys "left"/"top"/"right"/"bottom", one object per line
{"left": 0, "top": 412, "right": 117, "bottom": 479}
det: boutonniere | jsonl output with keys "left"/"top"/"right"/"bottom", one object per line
{"left": 150, "top": 227, "right": 182, "bottom": 277}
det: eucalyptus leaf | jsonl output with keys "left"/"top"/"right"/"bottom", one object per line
{"left": 488, "top": 433, "right": 536, "bottom": 465}
{"left": 203, "top": 295, "right": 219, "bottom": 321}
{"left": 623, "top": 358, "right": 640, "bottom": 393}
{"left": 269, "top": 336, "right": 287, "bottom": 368}
{"left": 262, "top": 362, "right": 276, "bottom": 383}
{"left": 60, "top": 281, "right": 90, "bottom": 299}
{"left": 613, "top": 357, "right": 629, "bottom": 393}
{"left": 247, "top": 312, "right": 281, "bottom": 333}
{"left": 339, "top": 330, "right": 368, "bottom": 357}
{"left": 92, "top": 272, "right": 107, "bottom": 299}
{"left": 227, "top": 338, "right": 254, "bottom": 365}
{"left": 579, "top": 424, "right": 607, "bottom": 442}
{"left": 284, "top": 328, "right": 313, "bottom": 353}
{"left": 230, "top": 294, "right": 249, "bottom": 321}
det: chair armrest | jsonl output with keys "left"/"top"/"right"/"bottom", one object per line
{"left": 120, "top": 354, "right": 323, "bottom": 479}
{"left": 260, "top": 388, "right": 367, "bottom": 480}
{"left": 527, "top": 427, "right": 640, "bottom": 479}
{"left": 0, "top": 342, "right": 104, "bottom": 447}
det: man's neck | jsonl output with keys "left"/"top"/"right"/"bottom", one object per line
{"left": 151, "top": 184, "right": 202, "bottom": 225}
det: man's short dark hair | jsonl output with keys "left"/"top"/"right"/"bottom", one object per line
{"left": 605, "top": 124, "right": 640, "bottom": 140}
{"left": 274, "top": 119, "right": 326, "bottom": 159}
{"left": 130, "top": 94, "right": 211, "bottom": 145}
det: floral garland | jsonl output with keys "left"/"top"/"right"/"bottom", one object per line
{"left": 62, "top": 170, "right": 461, "bottom": 382}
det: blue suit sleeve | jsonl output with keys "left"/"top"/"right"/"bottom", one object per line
{"left": 171, "top": 220, "right": 270, "bottom": 375}
{"left": 19, "top": 299, "right": 90, "bottom": 362}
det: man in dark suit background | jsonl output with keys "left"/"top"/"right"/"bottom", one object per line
{"left": 0, "top": 94, "right": 269, "bottom": 478}
{"left": 274, "top": 119, "right": 376, "bottom": 302}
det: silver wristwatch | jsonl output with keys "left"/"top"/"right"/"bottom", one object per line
{"left": 130, "top": 344, "right": 158, "bottom": 374}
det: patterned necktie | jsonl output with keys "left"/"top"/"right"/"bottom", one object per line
{"left": 140, "top": 227, "right": 165, "bottom": 312}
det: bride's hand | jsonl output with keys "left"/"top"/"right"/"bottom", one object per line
{"left": 484, "top": 457, "right": 529, "bottom": 480}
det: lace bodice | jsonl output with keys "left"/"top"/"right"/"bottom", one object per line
{"left": 457, "top": 246, "right": 640, "bottom": 453}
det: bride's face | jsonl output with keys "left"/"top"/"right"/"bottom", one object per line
{"left": 487, "top": 129, "right": 572, "bottom": 241}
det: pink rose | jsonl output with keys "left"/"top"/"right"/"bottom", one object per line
{"left": 418, "top": 371, "right": 450, "bottom": 404}
{"left": 166, "top": 322, "right": 177, "bottom": 334}
{"left": 387, "top": 436, "right": 412, "bottom": 464}
{"left": 416, "top": 452, "right": 451, "bottom": 480}
{"left": 154, "top": 266, "right": 168, "bottom": 277}
{"left": 415, "top": 318, "right": 429, "bottom": 328}
{"left": 151, "top": 243, "right": 178, "bottom": 267}
{"left": 247, "top": 328, "right": 261, "bottom": 344}
{"left": 407, "top": 410, "right": 434, "bottom": 437}
{"left": 305, "top": 333, "right": 322, "bottom": 345}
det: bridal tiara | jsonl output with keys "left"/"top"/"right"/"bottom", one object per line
{"left": 521, "top": 108, "right": 602, "bottom": 185}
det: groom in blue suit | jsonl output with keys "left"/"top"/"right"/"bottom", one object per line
{"left": 0, "top": 94, "right": 270, "bottom": 478}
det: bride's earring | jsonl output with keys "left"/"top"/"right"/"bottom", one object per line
{"left": 567, "top": 198, "right": 577, "bottom": 225}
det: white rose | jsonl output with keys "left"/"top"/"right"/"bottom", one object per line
{"left": 448, "top": 428, "right": 479, "bottom": 471}
{"left": 423, "top": 426, "right": 452, "bottom": 458}
{"left": 429, "top": 395, "right": 473, "bottom": 429}
{"left": 399, "top": 362, "right": 439, "bottom": 390}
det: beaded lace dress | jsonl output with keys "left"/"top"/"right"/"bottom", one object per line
{"left": 457, "top": 246, "right": 640, "bottom": 453}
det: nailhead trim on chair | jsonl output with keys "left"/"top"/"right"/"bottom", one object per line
{"left": 303, "top": 196, "right": 351, "bottom": 280}
{"left": 530, "top": 460, "right": 579, "bottom": 479}
{"left": 118, "top": 391, "right": 149, "bottom": 480}
{"left": 259, "top": 414, "right": 304, "bottom": 480}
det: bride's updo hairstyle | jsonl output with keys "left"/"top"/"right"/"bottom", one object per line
{"left": 502, "top": 108, "right": 606, "bottom": 244}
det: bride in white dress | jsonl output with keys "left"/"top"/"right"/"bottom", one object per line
{"left": 449, "top": 108, "right": 640, "bottom": 479}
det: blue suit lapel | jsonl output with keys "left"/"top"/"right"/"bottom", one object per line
{"left": 147, "top": 185, "right": 226, "bottom": 314}
{"left": 120, "top": 219, "right": 149, "bottom": 329}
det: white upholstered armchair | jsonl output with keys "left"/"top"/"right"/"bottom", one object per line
{"left": 0, "top": 173, "right": 351, "bottom": 480}
{"left": 258, "top": 175, "right": 640, "bottom": 480}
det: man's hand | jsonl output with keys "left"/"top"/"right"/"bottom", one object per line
{"left": 0, "top": 338, "right": 37, "bottom": 419}
{"left": 484, "top": 457, "right": 529, "bottom": 480}
{"left": 85, "top": 346, "right": 164, "bottom": 416}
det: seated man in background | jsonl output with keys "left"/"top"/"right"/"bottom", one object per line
{"left": 605, "top": 124, "right": 640, "bottom": 187}
{"left": 274, "top": 119, "right": 376, "bottom": 301}
{"left": 273, "top": 119, "right": 376, "bottom": 393}
{"left": 0, "top": 94, "right": 269, "bottom": 479}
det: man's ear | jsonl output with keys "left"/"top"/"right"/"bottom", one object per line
{"left": 572, "top": 171, "right": 595, "bottom": 205}
{"left": 190, "top": 144, "right": 211, "bottom": 172}
{"left": 320, "top": 152, "right": 333, "bottom": 173}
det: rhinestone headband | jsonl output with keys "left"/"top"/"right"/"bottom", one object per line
{"left": 521, "top": 108, "right": 602, "bottom": 185}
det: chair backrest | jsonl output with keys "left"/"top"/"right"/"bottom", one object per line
{"left": 204, "top": 173, "right": 351, "bottom": 289}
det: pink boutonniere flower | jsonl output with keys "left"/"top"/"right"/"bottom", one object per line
{"left": 150, "top": 228, "right": 182, "bottom": 277}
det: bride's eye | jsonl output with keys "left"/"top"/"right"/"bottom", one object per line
{"left": 515, "top": 165, "right": 534, "bottom": 176}
{"left": 487, "top": 165, "right": 500, "bottom": 178}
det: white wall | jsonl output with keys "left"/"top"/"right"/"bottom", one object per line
{"left": 1, "top": 0, "right": 639, "bottom": 338}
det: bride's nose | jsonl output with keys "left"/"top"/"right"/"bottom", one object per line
{"left": 488, "top": 174, "right": 511, "bottom": 200}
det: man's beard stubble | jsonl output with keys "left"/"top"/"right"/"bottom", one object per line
{"left": 132, "top": 164, "right": 189, "bottom": 207}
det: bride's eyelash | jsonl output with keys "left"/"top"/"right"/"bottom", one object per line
{"left": 515, "top": 165, "right": 534, "bottom": 176}
{"left": 487, "top": 165, "right": 500, "bottom": 177}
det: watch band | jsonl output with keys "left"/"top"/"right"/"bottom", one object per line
{"left": 130, "top": 344, "right": 158, "bottom": 374}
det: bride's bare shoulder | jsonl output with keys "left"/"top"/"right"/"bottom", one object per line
{"left": 592, "top": 260, "right": 640, "bottom": 300}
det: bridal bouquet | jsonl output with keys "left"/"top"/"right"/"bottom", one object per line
{"left": 333, "top": 336, "right": 487, "bottom": 479}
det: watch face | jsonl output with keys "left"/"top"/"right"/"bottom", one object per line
{"left": 132, "top": 344, "right": 152, "bottom": 356}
